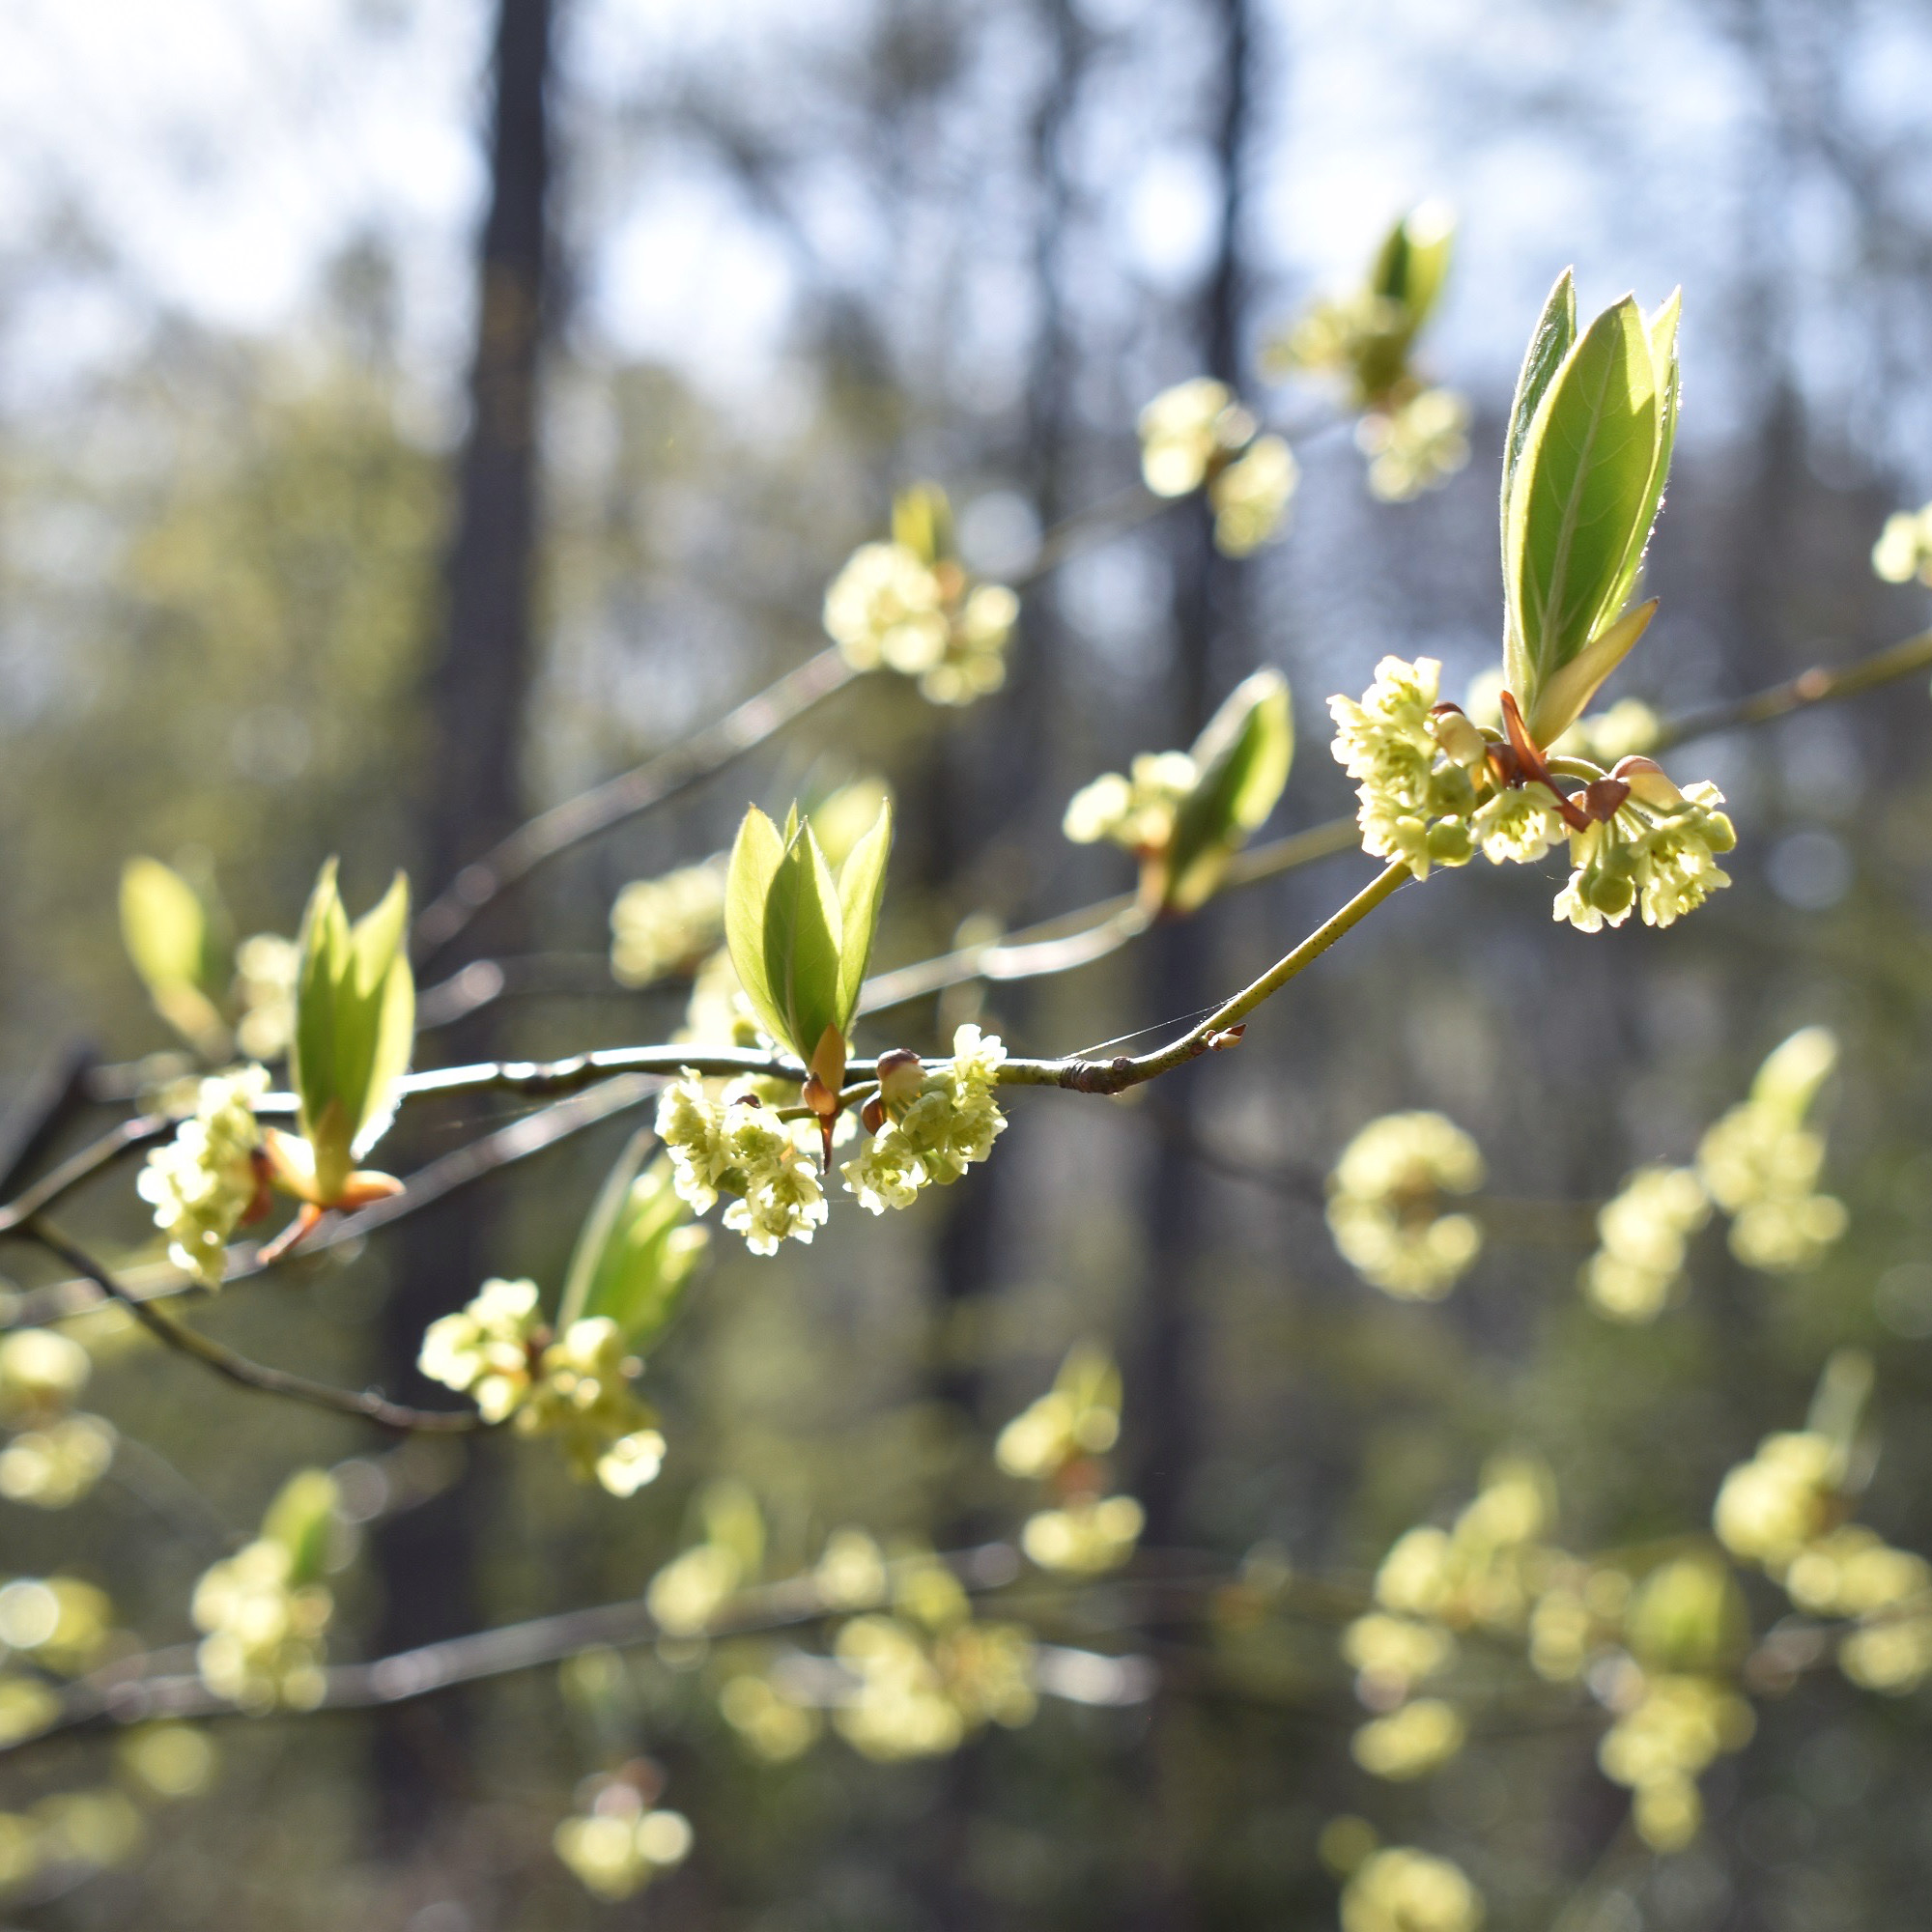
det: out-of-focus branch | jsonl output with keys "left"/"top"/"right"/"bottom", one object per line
{"left": 1650, "top": 624, "right": 1932, "bottom": 752}
{"left": 24, "top": 1222, "right": 483, "bottom": 1435}
{"left": 9, "top": 1543, "right": 1032, "bottom": 1750}
{"left": 412, "top": 645, "right": 863, "bottom": 965}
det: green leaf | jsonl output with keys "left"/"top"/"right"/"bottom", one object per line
{"left": 891, "top": 483, "right": 952, "bottom": 565}
{"left": 1504, "top": 295, "right": 1659, "bottom": 724}
{"left": 1523, "top": 599, "right": 1656, "bottom": 749}
{"left": 346, "top": 874, "right": 413, "bottom": 1157}
{"left": 558, "top": 1137, "right": 708, "bottom": 1350}
{"left": 724, "top": 807, "right": 789, "bottom": 1049}
{"left": 833, "top": 797, "right": 893, "bottom": 1032}
{"left": 1376, "top": 202, "right": 1455, "bottom": 329}
{"left": 761, "top": 822, "right": 845, "bottom": 1069}
{"left": 120, "top": 858, "right": 208, "bottom": 991}
{"left": 1603, "top": 289, "right": 1682, "bottom": 621}
{"left": 262, "top": 1468, "right": 340, "bottom": 1587}
{"left": 1501, "top": 270, "right": 1577, "bottom": 527}
{"left": 120, "top": 857, "right": 229, "bottom": 1051}
{"left": 289, "top": 863, "right": 415, "bottom": 1191}
{"left": 1163, "top": 669, "right": 1294, "bottom": 914}
{"left": 292, "top": 859, "right": 351, "bottom": 1160}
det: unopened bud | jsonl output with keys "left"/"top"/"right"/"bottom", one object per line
{"left": 875, "top": 1048, "right": 925, "bottom": 1117}
{"left": 1429, "top": 703, "right": 1489, "bottom": 772}
{"left": 1611, "top": 755, "right": 1684, "bottom": 811}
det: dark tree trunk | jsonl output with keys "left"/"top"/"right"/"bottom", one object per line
{"left": 372, "top": 0, "right": 554, "bottom": 1855}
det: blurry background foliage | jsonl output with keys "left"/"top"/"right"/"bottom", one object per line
{"left": 6, "top": 0, "right": 1932, "bottom": 1929}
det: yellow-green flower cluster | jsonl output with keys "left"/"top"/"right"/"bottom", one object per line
{"left": 831, "top": 1558, "right": 1036, "bottom": 1762}
{"left": 1345, "top": 1458, "right": 1557, "bottom": 1788}
{"left": 1372, "top": 1457, "right": 1556, "bottom": 1636}
{"left": 0, "top": 1575, "right": 113, "bottom": 1677}
{"left": 1138, "top": 378, "right": 1256, "bottom": 497}
{"left": 719, "top": 1670, "right": 824, "bottom": 1763}
{"left": 1597, "top": 1669, "right": 1755, "bottom": 1853}
{"left": 1137, "top": 378, "right": 1297, "bottom": 554}
{"left": 822, "top": 541, "right": 1018, "bottom": 704}
{"left": 232, "top": 933, "right": 298, "bottom": 1062}
{"left": 135, "top": 1064, "right": 270, "bottom": 1286}
{"left": 995, "top": 1343, "right": 1122, "bottom": 1479}
{"left": 1579, "top": 1164, "right": 1711, "bottom": 1322}
{"left": 1209, "top": 435, "right": 1298, "bottom": 555}
{"left": 190, "top": 1540, "right": 332, "bottom": 1713}
{"left": 517, "top": 1319, "right": 667, "bottom": 1496}
{"left": 0, "top": 1331, "right": 113, "bottom": 1510}
{"left": 554, "top": 1783, "right": 693, "bottom": 1903}
{"left": 0, "top": 1414, "right": 115, "bottom": 1510}
{"left": 1062, "top": 752, "right": 1199, "bottom": 854}
{"left": 840, "top": 1026, "right": 1009, "bottom": 1215}
{"left": 1713, "top": 1413, "right": 1932, "bottom": 1693}
{"left": 610, "top": 860, "right": 726, "bottom": 989}
{"left": 1340, "top": 1845, "right": 1484, "bottom": 1932}
{"left": 1327, "top": 657, "right": 1491, "bottom": 879}
{"left": 1325, "top": 1110, "right": 1485, "bottom": 1299}
{"left": 418, "top": 1283, "right": 666, "bottom": 1494}
{"left": 1021, "top": 1496, "right": 1146, "bottom": 1577}
{"left": 417, "top": 1276, "right": 543, "bottom": 1424}
{"left": 657, "top": 1079, "right": 830, "bottom": 1255}
{"left": 1872, "top": 500, "right": 1932, "bottom": 586}
{"left": 1695, "top": 1027, "right": 1845, "bottom": 1271}
{"left": 0, "top": 1786, "right": 147, "bottom": 1899}
{"left": 1714, "top": 1430, "right": 1842, "bottom": 1574}
{"left": 0, "top": 1329, "right": 90, "bottom": 1429}
{"left": 1552, "top": 778, "right": 1736, "bottom": 934}
{"left": 1355, "top": 387, "right": 1471, "bottom": 502}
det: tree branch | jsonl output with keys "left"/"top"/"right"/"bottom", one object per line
{"left": 24, "top": 1223, "right": 483, "bottom": 1435}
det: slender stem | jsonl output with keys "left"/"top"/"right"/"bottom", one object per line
{"left": 25, "top": 1222, "right": 482, "bottom": 1435}
{"left": 996, "top": 862, "right": 1409, "bottom": 1094}
{"left": 1650, "top": 626, "right": 1932, "bottom": 752}
{"left": 0, "top": 1117, "right": 174, "bottom": 1235}
{"left": 6, "top": 1542, "right": 1027, "bottom": 1749}
{"left": 412, "top": 646, "right": 861, "bottom": 965}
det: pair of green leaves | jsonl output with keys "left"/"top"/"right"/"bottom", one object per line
{"left": 725, "top": 796, "right": 894, "bottom": 1093}
{"left": 557, "top": 1133, "right": 708, "bottom": 1354}
{"left": 1502, "top": 270, "right": 1681, "bottom": 747}
{"left": 1159, "top": 668, "right": 1294, "bottom": 914}
{"left": 1358, "top": 203, "right": 1456, "bottom": 397}
{"left": 290, "top": 861, "right": 415, "bottom": 1204}
{"left": 119, "top": 857, "right": 232, "bottom": 1059}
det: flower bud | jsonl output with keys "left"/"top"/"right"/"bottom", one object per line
{"left": 875, "top": 1048, "right": 925, "bottom": 1119}
{"left": 1429, "top": 704, "right": 1488, "bottom": 772}
{"left": 1610, "top": 755, "right": 1683, "bottom": 810}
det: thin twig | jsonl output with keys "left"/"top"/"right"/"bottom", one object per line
{"left": 1650, "top": 625, "right": 1932, "bottom": 752}
{"left": 25, "top": 1222, "right": 482, "bottom": 1435}
{"left": 6, "top": 1543, "right": 1028, "bottom": 1751}
{"left": 412, "top": 646, "right": 861, "bottom": 965}
{"left": 6, "top": 1075, "right": 660, "bottom": 1328}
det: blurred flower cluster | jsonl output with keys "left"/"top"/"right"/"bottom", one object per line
{"left": 553, "top": 1771, "right": 693, "bottom": 1903}
{"left": 418, "top": 1279, "right": 668, "bottom": 1495}
{"left": 609, "top": 859, "right": 725, "bottom": 989}
{"left": 996, "top": 1343, "right": 1144, "bottom": 1577}
{"left": 1137, "top": 378, "right": 1298, "bottom": 555}
{"left": 135, "top": 1064, "right": 270, "bottom": 1286}
{"left": 1872, "top": 499, "right": 1932, "bottom": 586}
{"left": 1580, "top": 1029, "right": 1845, "bottom": 1321}
{"left": 191, "top": 1471, "right": 342, "bottom": 1713}
{"left": 1326, "top": 1111, "right": 1485, "bottom": 1299}
{"left": 823, "top": 484, "right": 1018, "bottom": 704}
{"left": 0, "top": 1328, "right": 114, "bottom": 1510}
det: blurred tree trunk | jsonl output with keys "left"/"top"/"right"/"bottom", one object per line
{"left": 373, "top": 0, "right": 554, "bottom": 1851}
{"left": 1134, "top": 2, "right": 1253, "bottom": 1924}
